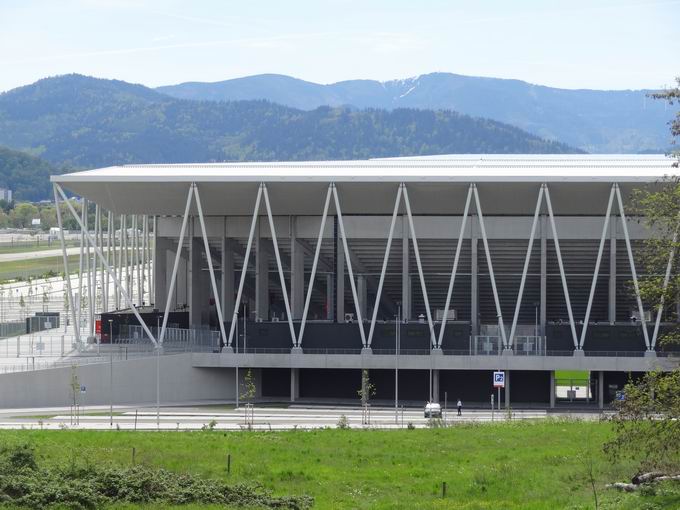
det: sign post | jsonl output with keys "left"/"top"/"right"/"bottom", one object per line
{"left": 493, "top": 371, "right": 505, "bottom": 414}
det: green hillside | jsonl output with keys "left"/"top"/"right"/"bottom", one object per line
{"left": 0, "top": 74, "right": 582, "bottom": 170}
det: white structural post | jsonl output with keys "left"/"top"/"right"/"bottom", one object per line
{"left": 122, "top": 215, "right": 129, "bottom": 299}
{"left": 262, "top": 184, "right": 297, "bottom": 346}
{"left": 55, "top": 185, "right": 157, "bottom": 345}
{"left": 53, "top": 185, "right": 80, "bottom": 343}
{"left": 144, "top": 215, "right": 150, "bottom": 304}
{"left": 652, "top": 231, "right": 676, "bottom": 348}
{"left": 615, "top": 184, "right": 651, "bottom": 349}
{"left": 367, "top": 184, "right": 403, "bottom": 347}
{"left": 105, "top": 210, "right": 112, "bottom": 312}
{"left": 472, "top": 184, "right": 507, "bottom": 347}
{"left": 227, "top": 185, "right": 264, "bottom": 347}
{"left": 438, "top": 184, "right": 473, "bottom": 347}
{"left": 116, "top": 215, "right": 123, "bottom": 309}
{"left": 151, "top": 216, "right": 157, "bottom": 305}
{"left": 159, "top": 187, "right": 193, "bottom": 344}
{"left": 77, "top": 199, "right": 85, "bottom": 331}
{"left": 580, "top": 185, "right": 616, "bottom": 348}
{"left": 508, "top": 185, "right": 544, "bottom": 348}
{"left": 544, "top": 184, "right": 579, "bottom": 349}
{"left": 87, "top": 204, "right": 95, "bottom": 334}
{"left": 193, "top": 184, "right": 229, "bottom": 349}
{"left": 332, "top": 184, "right": 367, "bottom": 347}
{"left": 297, "top": 184, "right": 332, "bottom": 347}
{"left": 136, "top": 215, "right": 142, "bottom": 304}
{"left": 402, "top": 185, "right": 436, "bottom": 348}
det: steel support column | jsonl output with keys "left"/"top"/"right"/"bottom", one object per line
{"left": 55, "top": 185, "right": 157, "bottom": 345}
{"left": 615, "top": 184, "right": 651, "bottom": 350}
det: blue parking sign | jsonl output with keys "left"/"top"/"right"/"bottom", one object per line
{"left": 493, "top": 371, "right": 505, "bottom": 388}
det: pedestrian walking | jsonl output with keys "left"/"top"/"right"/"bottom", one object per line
{"left": 457, "top": 398, "right": 462, "bottom": 416}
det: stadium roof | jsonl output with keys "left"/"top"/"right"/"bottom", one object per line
{"left": 52, "top": 154, "right": 678, "bottom": 216}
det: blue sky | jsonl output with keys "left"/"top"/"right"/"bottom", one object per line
{"left": 1, "top": 0, "right": 678, "bottom": 92}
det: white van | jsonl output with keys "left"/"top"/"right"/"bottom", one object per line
{"left": 424, "top": 402, "right": 442, "bottom": 418}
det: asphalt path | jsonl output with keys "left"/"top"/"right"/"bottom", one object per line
{"left": 0, "top": 403, "right": 608, "bottom": 430}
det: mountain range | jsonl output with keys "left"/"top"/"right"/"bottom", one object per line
{"left": 157, "top": 72, "right": 676, "bottom": 154}
{"left": 0, "top": 74, "right": 578, "bottom": 173}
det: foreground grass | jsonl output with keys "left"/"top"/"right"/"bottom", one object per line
{"left": 0, "top": 421, "right": 677, "bottom": 509}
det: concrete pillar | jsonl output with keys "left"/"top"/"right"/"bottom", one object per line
{"left": 357, "top": 275, "right": 368, "bottom": 319}
{"left": 505, "top": 370, "right": 510, "bottom": 409}
{"left": 471, "top": 234, "right": 479, "bottom": 336}
{"left": 550, "top": 370, "right": 555, "bottom": 408}
{"left": 326, "top": 274, "right": 334, "bottom": 321}
{"left": 290, "top": 368, "right": 300, "bottom": 402}
{"left": 540, "top": 215, "right": 547, "bottom": 336}
{"left": 189, "top": 231, "right": 203, "bottom": 326}
{"left": 336, "top": 228, "right": 345, "bottom": 322}
{"left": 153, "top": 236, "right": 170, "bottom": 311}
{"left": 255, "top": 220, "right": 269, "bottom": 321}
{"left": 402, "top": 216, "right": 411, "bottom": 320}
{"left": 221, "top": 237, "right": 235, "bottom": 322}
{"left": 290, "top": 218, "right": 305, "bottom": 319}
{"left": 432, "top": 369, "right": 440, "bottom": 403}
{"left": 598, "top": 370, "right": 604, "bottom": 409}
{"left": 609, "top": 216, "right": 617, "bottom": 324}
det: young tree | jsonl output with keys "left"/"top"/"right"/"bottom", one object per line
{"left": 357, "top": 369, "right": 376, "bottom": 405}
{"left": 651, "top": 76, "right": 680, "bottom": 163}
{"left": 630, "top": 77, "right": 680, "bottom": 347}
{"left": 604, "top": 370, "right": 680, "bottom": 473}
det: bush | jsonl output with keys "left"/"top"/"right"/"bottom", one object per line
{"left": 0, "top": 444, "right": 313, "bottom": 509}
{"left": 336, "top": 415, "right": 349, "bottom": 429}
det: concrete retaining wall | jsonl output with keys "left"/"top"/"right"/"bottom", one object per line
{"left": 0, "top": 354, "right": 236, "bottom": 409}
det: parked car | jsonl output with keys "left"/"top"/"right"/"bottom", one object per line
{"left": 424, "top": 402, "right": 442, "bottom": 418}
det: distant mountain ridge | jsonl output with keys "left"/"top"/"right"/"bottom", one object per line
{"left": 156, "top": 72, "right": 676, "bottom": 153}
{"left": 0, "top": 74, "right": 580, "bottom": 173}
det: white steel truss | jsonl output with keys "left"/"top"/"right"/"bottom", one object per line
{"left": 53, "top": 185, "right": 80, "bottom": 343}
{"left": 437, "top": 184, "right": 473, "bottom": 348}
{"left": 261, "top": 184, "right": 297, "bottom": 347}
{"left": 508, "top": 185, "right": 544, "bottom": 348}
{"left": 193, "top": 184, "right": 229, "bottom": 349}
{"left": 472, "top": 184, "right": 508, "bottom": 347}
{"left": 159, "top": 186, "right": 194, "bottom": 344}
{"left": 367, "top": 184, "right": 403, "bottom": 348}
{"left": 579, "top": 185, "right": 616, "bottom": 349}
{"left": 297, "top": 184, "right": 333, "bottom": 347}
{"left": 332, "top": 184, "right": 367, "bottom": 347}
{"left": 227, "top": 184, "right": 263, "bottom": 348}
{"left": 651, "top": 230, "right": 676, "bottom": 349}
{"left": 544, "top": 184, "right": 579, "bottom": 349}
{"left": 55, "top": 184, "right": 157, "bottom": 345}
{"left": 615, "top": 183, "right": 651, "bottom": 350}
{"left": 402, "top": 184, "right": 436, "bottom": 348}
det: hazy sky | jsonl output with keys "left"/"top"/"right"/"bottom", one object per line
{"left": 1, "top": 0, "right": 678, "bottom": 93}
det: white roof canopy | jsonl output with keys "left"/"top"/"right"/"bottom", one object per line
{"left": 52, "top": 154, "right": 677, "bottom": 216}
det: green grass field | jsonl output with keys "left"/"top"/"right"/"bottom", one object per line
{"left": 0, "top": 422, "right": 677, "bottom": 509}
{"left": 555, "top": 370, "right": 589, "bottom": 381}
{"left": 0, "top": 254, "right": 80, "bottom": 281}
{"left": 0, "top": 241, "right": 79, "bottom": 255}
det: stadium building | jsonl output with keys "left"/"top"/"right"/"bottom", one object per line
{"left": 46, "top": 155, "right": 680, "bottom": 409}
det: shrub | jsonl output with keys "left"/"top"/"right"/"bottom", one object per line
{"left": 0, "top": 444, "right": 313, "bottom": 509}
{"left": 336, "top": 415, "right": 349, "bottom": 429}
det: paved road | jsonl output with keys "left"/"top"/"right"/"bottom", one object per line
{"left": 0, "top": 403, "right": 608, "bottom": 430}
{"left": 0, "top": 247, "right": 82, "bottom": 262}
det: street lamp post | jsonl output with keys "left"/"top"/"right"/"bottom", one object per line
{"left": 156, "top": 314, "right": 160, "bottom": 429}
{"left": 109, "top": 318, "right": 113, "bottom": 428}
{"left": 395, "top": 303, "right": 400, "bottom": 425}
